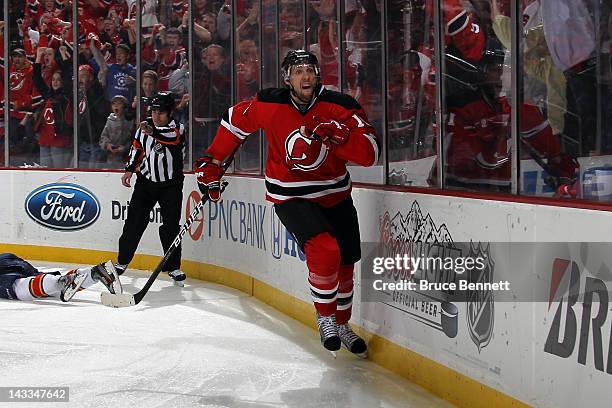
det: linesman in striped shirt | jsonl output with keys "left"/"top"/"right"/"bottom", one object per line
{"left": 114, "top": 92, "right": 187, "bottom": 284}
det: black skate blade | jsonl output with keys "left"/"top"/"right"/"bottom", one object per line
{"left": 101, "top": 292, "right": 135, "bottom": 308}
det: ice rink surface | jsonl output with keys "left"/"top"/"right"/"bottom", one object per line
{"left": 1, "top": 261, "right": 455, "bottom": 408}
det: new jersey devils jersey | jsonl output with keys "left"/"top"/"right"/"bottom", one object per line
{"left": 426, "top": 0, "right": 485, "bottom": 61}
{"left": 206, "top": 86, "right": 379, "bottom": 207}
{"left": 443, "top": 98, "right": 566, "bottom": 187}
{"left": 142, "top": 44, "right": 186, "bottom": 91}
{"left": 9, "top": 64, "right": 42, "bottom": 120}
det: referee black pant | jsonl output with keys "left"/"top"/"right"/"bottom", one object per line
{"left": 118, "top": 175, "right": 183, "bottom": 272}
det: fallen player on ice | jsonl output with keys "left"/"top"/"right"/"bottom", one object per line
{"left": 0, "top": 253, "right": 122, "bottom": 302}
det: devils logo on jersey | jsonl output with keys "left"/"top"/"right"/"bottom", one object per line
{"left": 43, "top": 107, "right": 55, "bottom": 125}
{"left": 10, "top": 72, "right": 26, "bottom": 91}
{"left": 78, "top": 97, "right": 87, "bottom": 114}
{"left": 285, "top": 129, "right": 328, "bottom": 171}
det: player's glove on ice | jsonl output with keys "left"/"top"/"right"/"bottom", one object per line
{"left": 301, "top": 116, "right": 350, "bottom": 146}
{"left": 195, "top": 155, "right": 223, "bottom": 202}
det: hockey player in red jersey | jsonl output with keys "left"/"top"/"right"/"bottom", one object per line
{"left": 429, "top": 37, "right": 578, "bottom": 193}
{"left": 195, "top": 50, "right": 379, "bottom": 357}
{"left": 433, "top": 0, "right": 485, "bottom": 62}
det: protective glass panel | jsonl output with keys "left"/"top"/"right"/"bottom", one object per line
{"left": 260, "top": 0, "right": 278, "bottom": 168}
{"left": 6, "top": 0, "right": 75, "bottom": 167}
{"left": 138, "top": 0, "right": 189, "bottom": 170}
{"left": 441, "top": 0, "right": 513, "bottom": 193}
{"left": 233, "top": 0, "right": 261, "bottom": 174}
{"left": 191, "top": 1, "right": 232, "bottom": 162}
{"left": 0, "top": 10, "right": 4, "bottom": 165}
{"left": 514, "top": 0, "right": 612, "bottom": 201}
{"left": 307, "top": 0, "right": 340, "bottom": 90}
{"left": 261, "top": 0, "right": 278, "bottom": 89}
{"left": 279, "top": 0, "right": 304, "bottom": 69}
{"left": 386, "top": 0, "right": 437, "bottom": 187}
{"left": 76, "top": 0, "right": 135, "bottom": 169}
{"left": 344, "top": 1, "right": 384, "bottom": 183}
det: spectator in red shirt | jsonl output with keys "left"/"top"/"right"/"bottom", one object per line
{"left": 32, "top": 46, "right": 73, "bottom": 168}
{"left": 143, "top": 26, "right": 186, "bottom": 91}
{"left": 8, "top": 48, "right": 43, "bottom": 165}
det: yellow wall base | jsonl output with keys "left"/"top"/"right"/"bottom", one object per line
{"left": 0, "top": 244, "right": 530, "bottom": 408}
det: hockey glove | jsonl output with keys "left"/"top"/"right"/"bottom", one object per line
{"left": 557, "top": 182, "right": 578, "bottom": 198}
{"left": 195, "top": 156, "right": 224, "bottom": 202}
{"left": 301, "top": 116, "right": 350, "bottom": 146}
{"left": 547, "top": 153, "right": 579, "bottom": 180}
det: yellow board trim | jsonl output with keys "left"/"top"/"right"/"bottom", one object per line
{"left": 1, "top": 243, "right": 530, "bottom": 408}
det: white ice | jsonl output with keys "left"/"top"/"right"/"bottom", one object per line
{"left": 0, "top": 261, "right": 455, "bottom": 408}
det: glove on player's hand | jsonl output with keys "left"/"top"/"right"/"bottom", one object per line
{"left": 194, "top": 156, "right": 223, "bottom": 202}
{"left": 300, "top": 116, "right": 350, "bottom": 146}
{"left": 547, "top": 153, "right": 579, "bottom": 180}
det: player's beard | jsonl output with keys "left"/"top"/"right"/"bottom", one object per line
{"left": 291, "top": 82, "right": 316, "bottom": 104}
{"left": 292, "top": 89, "right": 312, "bottom": 104}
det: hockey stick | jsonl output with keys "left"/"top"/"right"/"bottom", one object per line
{"left": 101, "top": 156, "right": 235, "bottom": 308}
{"left": 519, "top": 136, "right": 576, "bottom": 190}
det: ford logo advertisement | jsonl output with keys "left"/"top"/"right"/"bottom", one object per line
{"left": 25, "top": 184, "right": 101, "bottom": 231}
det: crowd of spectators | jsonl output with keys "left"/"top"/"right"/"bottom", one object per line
{"left": 1, "top": 0, "right": 381, "bottom": 170}
{"left": 0, "top": 0, "right": 236, "bottom": 168}
{"left": 1, "top": 0, "right": 610, "bottom": 200}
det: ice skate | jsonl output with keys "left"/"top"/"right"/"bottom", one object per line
{"left": 113, "top": 264, "right": 127, "bottom": 276}
{"left": 316, "top": 313, "right": 340, "bottom": 356}
{"left": 91, "top": 261, "right": 123, "bottom": 295}
{"left": 59, "top": 270, "right": 87, "bottom": 302}
{"left": 167, "top": 269, "right": 186, "bottom": 287}
{"left": 338, "top": 323, "right": 368, "bottom": 359}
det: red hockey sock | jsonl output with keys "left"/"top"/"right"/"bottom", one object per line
{"left": 304, "top": 232, "right": 341, "bottom": 316}
{"left": 336, "top": 264, "right": 354, "bottom": 324}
